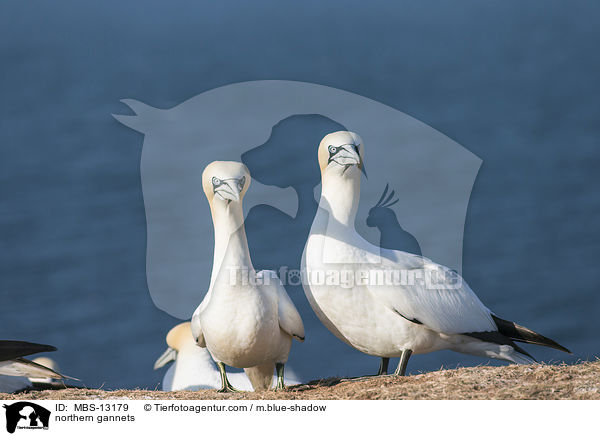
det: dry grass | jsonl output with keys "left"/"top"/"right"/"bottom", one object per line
{"left": 2, "top": 361, "right": 598, "bottom": 400}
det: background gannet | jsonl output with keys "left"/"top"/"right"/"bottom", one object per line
{"left": 155, "top": 322, "right": 301, "bottom": 391}
{"left": 0, "top": 341, "right": 68, "bottom": 393}
{"left": 302, "top": 131, "right": 570, "bottom": 376}
{"left": 154, "top": 322, "right": 253, "bottom": 391}
{"left": 29, "top": 357, "right": 63, "bottom": 386}
{"left": 191, "top": 161, "right": 305, "bottom": 392}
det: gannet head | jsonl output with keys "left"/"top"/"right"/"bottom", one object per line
{"left": 202, "top": 161, "right": 251, "bottom": 205}
{"left": 31, "top": 357, "right": 59, "bottom": 373}
{"left": 28, "top": 357, "right": 61, "bottom": 384}
{"left": 154, "top": 322, "right": 193, "bottom": 370}
{"left": 318, "top": 131, "right": 365, "bottom": 178}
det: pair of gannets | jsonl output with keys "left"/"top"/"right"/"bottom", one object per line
{"left": 302, "top": 131, "right": 570, "bottom": 376}
{"left": 191, "top": 162, "right": 305, "bottom": 392}
{"left": 187, "top": 131, "right": 568, "bottom": 390}
{"left": 0, "top": 341, "right": 69, "bottom": 393}
{"left": 154, "top": 322, "right": 300, "bottom": 391}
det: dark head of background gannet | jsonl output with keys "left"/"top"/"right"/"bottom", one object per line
{"left": 302, "top": 131, "right": 570, "bottom": 377}
{"left": 191, "top": 161, "right": 304, "bottom": 392}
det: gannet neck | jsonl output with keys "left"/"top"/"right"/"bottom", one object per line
{"left": 320, "top": 169, "right": 361, "bottom": 227}
{"left": 209, "top": 200, "right": 253, "bottom": 287}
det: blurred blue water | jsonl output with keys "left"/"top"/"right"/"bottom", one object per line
{"left": 0, "top": 0, "right": 599, "bottom": 389}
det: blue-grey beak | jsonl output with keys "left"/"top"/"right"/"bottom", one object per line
{"left": 214, "top": 180, "right": 242, "bottom": 203}
{"left": 154, "top": 347, "right": 177, "bottom": 370}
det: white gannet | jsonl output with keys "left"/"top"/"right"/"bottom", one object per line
{"left": 0, "top": 341, "right": 67, "bottom": 393}
{"left": 302, "top": 131, "right": 570, "bottom": 376}
{"left": 155, "top": 322, "right": 302, "bottom": 391}
{"left": 154, "top": 322, "right": 253, "bottom": 391}
{"left": 191, "top": 161, "right": 305, "bottom": 392}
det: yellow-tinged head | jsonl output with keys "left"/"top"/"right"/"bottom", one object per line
{"left": 165, "top": 322, "right": 194, "bottom": 351}
{"left": 202, "top": 161, "right": 251, "bottom": 205}
{"left": 31, "top": 357, "right": 60, "bottom": 372}
{"left": 317, "top": 131, "right": 365, "bottom": 176}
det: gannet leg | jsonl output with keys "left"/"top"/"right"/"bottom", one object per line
{"left": 341, "top": 358, "right": 391, "bottom": 382}
{"left": 377, "top": 357, "right": 390, "bottom": 376}
{"left": 394, "top": 349, "right": 412, "bottom": 376}
{"left": 275, "top": 363, "right": 286, "bottom": 391}
{"left": 216, "top": 362, "right": 239, "bottom": 393}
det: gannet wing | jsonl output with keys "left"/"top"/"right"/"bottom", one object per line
{"left": 191, "top": 306, "right": 206, "bottom": 347}
{"left": 0, "top": 358, "right": 65, "bottom": 380}
{"left": 365, "top": 256, "right": 496, "bottom": 334}
{"left": 258, "top": 270, "right": 305, "bottom": 342}
{"left": 0, "top": 340, "right": 57, "bottom": 361}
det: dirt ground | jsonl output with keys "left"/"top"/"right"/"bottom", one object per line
{"left": 1, "top": 360, "right": 598, "bottom": 400}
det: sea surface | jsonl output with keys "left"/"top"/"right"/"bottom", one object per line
{"left": 1, "top": 0, "right": 599, "bottom": 389}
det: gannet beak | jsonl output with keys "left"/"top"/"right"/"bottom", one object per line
{"left": 153, "top": 347, "right": 177, "bottom": 370}
{"left": 214, "top": 180, "right": 241, "bottom": 203}
{"left": 331, "top": 145, "right": 365, "bottom": 176}
{"left": 336, "top": 145, "right": 361, "bottom": 166}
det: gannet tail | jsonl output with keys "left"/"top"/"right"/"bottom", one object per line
{"left": 491, "top": 315, "right": 572, "bottom": 354}
{"left": 244, "top": 362, "right": 274, "bottom": 391}
{"left": 507, "top": 351, "right": 536, "bottom": 364}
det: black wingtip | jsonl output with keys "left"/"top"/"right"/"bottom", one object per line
{"left": 0, "top": 340, "right": 57, "bottom": 361}
{"left": 491, "top": 315, "right": 571, "bottom": 354}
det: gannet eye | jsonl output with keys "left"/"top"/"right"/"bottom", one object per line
{"left": 212, "top": 177, "right": 221, "bottom": 187}
{"left": 237, "top": 176, "right": 246, "bottom": 191}
{"left": 328, "top": 145, "right": 337, "bottom": 154}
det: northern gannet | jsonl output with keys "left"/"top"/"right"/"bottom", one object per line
{"left": 29, "top": 357, "right": 63, "bottom": 386}
{"left": 0, "top": 341, "right": 66, "bottom": 393}
{"left": 191, "top": 161, "right": 305, "bottom": 392}
{"left": 155, "top": 322, "right": 301, "bottom": 391}
{"left": 154, "top": 322, "right": 253, "bottom": 391}
{"left": 302, "top": 131, "right": 570, "bottom": 376}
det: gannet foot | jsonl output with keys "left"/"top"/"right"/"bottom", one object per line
{"left": 341, "top": 358, "right": 391, "bottom": 382}
{"left": 217, "top": 385, "right": 239, "bottom": 393}
{"left": 216, "top": 362, "right": 240, "bottom": 393}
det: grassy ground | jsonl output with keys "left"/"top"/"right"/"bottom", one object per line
{"left": 1, "top": 361, "right": 598, "bottom": 400}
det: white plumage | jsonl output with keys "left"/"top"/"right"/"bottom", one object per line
{"left": 302, "top": 131, "right": 569, "bottom": 375}
{"left": 154, "top": 322, "right": 252, "bottom": 391}
{"left": 155, "top": 322, "right": 301, "bottom": 391}
{"left": 191, "top": 161, "right": 304, "bottom": 391}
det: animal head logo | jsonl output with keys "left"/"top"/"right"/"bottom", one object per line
{"left": 367, "top": 184, "right": 400, "bottom": 228}
{"left": 367, "top": 184, "right": 422, "bottom": 257}
{"left": 3, "top": 402, "right": 51, "bottom": 433}
{"left": 113, "top": 80, "right": 481, "bottom": 318}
